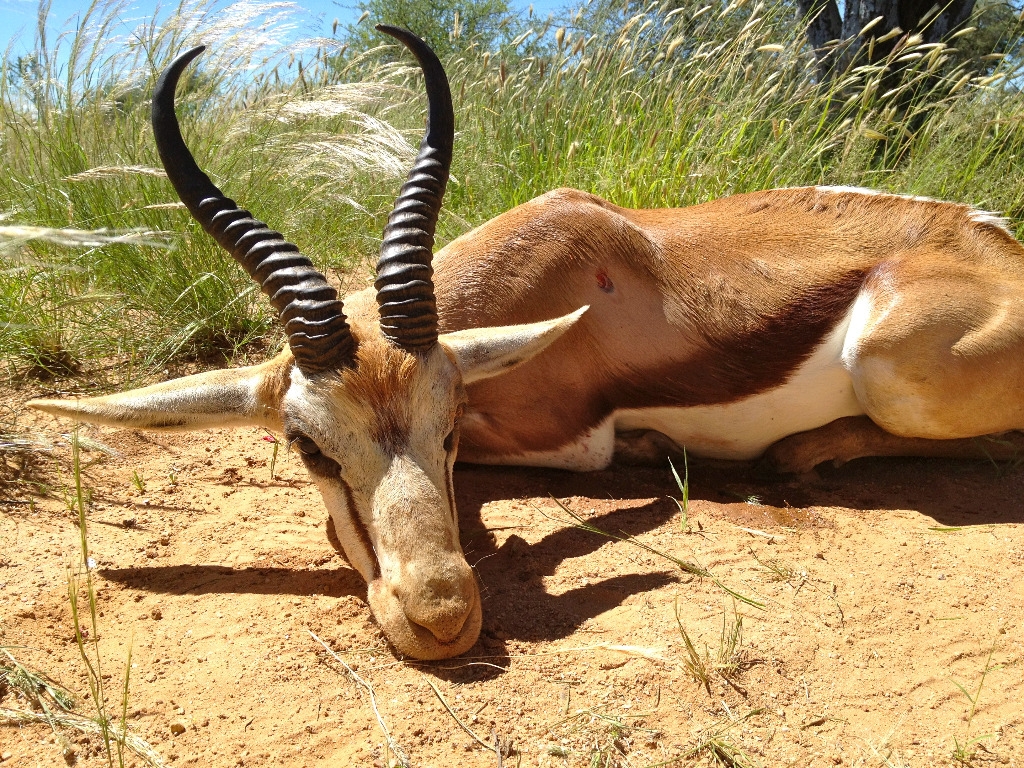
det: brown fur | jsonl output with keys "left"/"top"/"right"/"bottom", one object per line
{"left": 341, "top": 338, "right": 419, "bottom": 455}
{"left": 425, "top": 186, "right": 1024, "bottom": 459}
{"left": 253, "top": 351, "right": 293, "bottom": 429}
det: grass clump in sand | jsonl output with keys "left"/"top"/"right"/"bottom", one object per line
{"left": 950, "top": 643, "right": 1002, "bottom": 766}
{"left": 682, "top": 711, "right": 764, "bottom": 768}
{"left": 675, "top": 599, "right": 751, "bottom": 697}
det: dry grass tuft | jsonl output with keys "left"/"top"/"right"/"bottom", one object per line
{"left": 683, "top": 712, "right": 764, "bottom": 768}
{"left": 675, "top": 599, "right": 752, "bottom": 697}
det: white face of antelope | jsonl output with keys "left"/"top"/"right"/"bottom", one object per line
{"left": 278, "top": 310, "right": 586, "bottom": 658}
{"left": 285, "top": 338, "right": 477, "bottom": 659}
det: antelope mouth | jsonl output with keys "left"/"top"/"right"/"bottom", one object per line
{"left": 367, "top": 576, "right": 483, "bottom": 660}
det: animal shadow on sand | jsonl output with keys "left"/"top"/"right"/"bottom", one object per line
{"left": 440, "top": 456, "right": 1024, "bottom": 675}
{"left": 100, "top": 454, "right": 1024, "bottom": 682}
{"left": 715, "top": 455, "right": 1024, "bottom": 525}
{"left": 100, "top": 564, "right": 366, "bottom": 600}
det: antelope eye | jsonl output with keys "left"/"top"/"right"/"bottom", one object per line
{"left": 292, "top": 436, "right": 321, "bottom": 456}
{"left": 289, "top": 434, "right": 341, "bottom": 477}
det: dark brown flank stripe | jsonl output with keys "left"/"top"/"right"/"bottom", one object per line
{"left": 610, "top": 267, "right": 870, "bottom": 408}
{"left": 454, "top": 268, "right": 869, "bottom": 457}
{"left": 338, "top": 477, "right": 380, "bottom": 579}
{"left": 432, "top": 186, "right": 891, "bottom": 458}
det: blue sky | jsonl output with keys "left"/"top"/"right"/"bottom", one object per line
{"left": 0, "top": 0, "right": 567, "bottom": 56}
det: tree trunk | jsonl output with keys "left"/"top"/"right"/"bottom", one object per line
{"left": 799, "top": 0, "right": 978, "bottom": 80}
{"left": 797, "top": 0, "right": 842, "bottom": 55}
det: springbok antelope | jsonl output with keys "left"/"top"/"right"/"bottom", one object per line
{"left": 30, "top": 27, "right": 1024, "bottom": 660}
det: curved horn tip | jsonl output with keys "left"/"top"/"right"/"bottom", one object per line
{"left": 151, "top": 40, "right": 355, "bottom": 374}
{"left": 154, "top": 45, "right": 208, "bottom": 99}
{"left": 372, "top": 22, "right": 449, "bottom": 356}
{"left": 172, "top": 45, "right": 207, "bottom": 69}
{"left": 375, "top": 25, "right": 430, "bottom": 50}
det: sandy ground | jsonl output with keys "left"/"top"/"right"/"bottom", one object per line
{"left": 2, "top": 401, "right": 1023, "bottom": 767}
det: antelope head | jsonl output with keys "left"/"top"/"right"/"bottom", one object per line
{"left": 29, "top": 27, "right": 585, "bottom": 659}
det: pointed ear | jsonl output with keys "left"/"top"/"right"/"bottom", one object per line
{"left": 28, "top": 355, "right": 291, "bottom": 432}
{"left": 440, "top": 306, "right": 588, "bottom": 385}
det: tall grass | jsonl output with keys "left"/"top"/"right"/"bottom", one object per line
{"left": 2, "top": 0, "right": 1024, "bottom": 381}
{"left": 451, "top": 0, "right": 1024, "bottom": 213}
{"left": 1, "top": 0, "right": 417, "bottom": 378}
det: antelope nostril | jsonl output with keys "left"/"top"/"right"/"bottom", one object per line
{"left": 397, "top": 575, "right": 477, "bottom": 644}
{"left": 407, "top": 604, "right": 472, "bottom": 645}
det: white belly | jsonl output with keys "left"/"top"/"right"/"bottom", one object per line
{"left": 460, "top": 413, "right": 617, "bottom": 471}
{"left": 616, "top": 296, "right": 867, "bottom": 460}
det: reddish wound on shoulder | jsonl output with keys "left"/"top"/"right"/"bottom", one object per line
{"left": 596, "top": 269, "right": 614, "bottom": 293}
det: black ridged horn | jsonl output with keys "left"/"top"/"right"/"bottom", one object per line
{"left": 152, "top": 46, "right": 355, "bottom": 374}
{"left": 373, "top": 25, "right": 453, "bottom": 353}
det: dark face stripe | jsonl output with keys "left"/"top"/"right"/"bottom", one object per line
{"left": 338, "top": 476, "right": 380, "bottom": 579}
{"left": 444, "top": 425, "right": 461, "bottom": 530}
{"left": 444, "top": 456, "right": 457, "bottom": 530}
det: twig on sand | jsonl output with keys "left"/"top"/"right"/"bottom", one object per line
{"left": 427, "top": 679, "right": 499, "bottom": 755}
{"left": 308, "top": 630, "right": 410, "bottom": 768}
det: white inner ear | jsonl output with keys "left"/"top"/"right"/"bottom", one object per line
{"left": 27, "top": 357, "right": 289, "bottom": 432}
{"left": 439, "top": 306, "right": 588, "bottom": 385}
